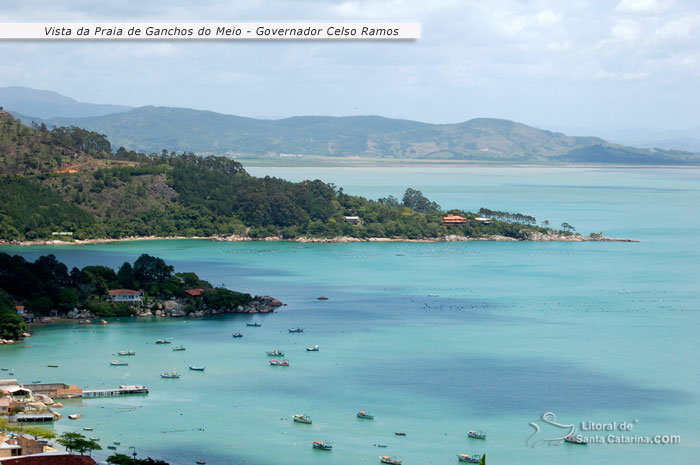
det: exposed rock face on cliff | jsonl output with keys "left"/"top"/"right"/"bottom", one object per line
{"left": 135, "top": 295, "right": 283, "bottom": 318}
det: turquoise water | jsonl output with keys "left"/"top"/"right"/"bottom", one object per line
{"left": 1, "top": 166, "right": 699, "bottom": 465}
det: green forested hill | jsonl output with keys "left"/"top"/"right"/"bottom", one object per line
{"left": 0, "top": 111, "right": 558, "bottom": 242}
{"left": 16, "top": 106, "right": 700, "bottom": 164}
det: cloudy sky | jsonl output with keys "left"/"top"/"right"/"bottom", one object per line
{"left": 1, "top": 0, "right": 698, "bottom": 136}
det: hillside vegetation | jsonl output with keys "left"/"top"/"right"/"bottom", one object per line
{"left": 17, "top": 106, "right": 699, "bottom": 164}
{"left": 0, "top": 111, "right": 561, "bottom": 243}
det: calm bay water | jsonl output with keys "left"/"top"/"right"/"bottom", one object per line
{"left": 1, "top": 166, "right": 699, "bottom": 465}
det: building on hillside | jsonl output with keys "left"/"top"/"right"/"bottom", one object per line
{"left": 185, "top": 288, "right": 204, "bottom": 298}
{"left": 0, "top": 397, "right": 9, "bottom": 415}
{"left": 0, "top": 380, "right": 31, "bottom": 399}
{"left": 107, "top": 289, "right": 142, "bottom": 304}
{"left": 344, "top": 216, "right": 360, "bottom": 224}
{"left": 442, "top": 214, "right": 467, "bottom": 225}
{"left": 0, "top": 441, "right": 22, "bottom": 459}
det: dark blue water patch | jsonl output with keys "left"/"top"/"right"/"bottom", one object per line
{"left": 505, "top": 183, "right": 692, "bottom": 193}
{"left": 0, "top": 248, "right": 296, "bottom": 280}
{"left": 141, "top": 446, "right": 265, "bottom": 465}
{"left": 275, "top": 293, "right": 542, "bottom": 330}
{"left": 363, "top": 355, "right": 691, "bottom": 415}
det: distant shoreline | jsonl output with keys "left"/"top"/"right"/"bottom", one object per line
{"left": 239, "top": 157, "right": 700, "bottom": 169}
{"left": 0, "top": 233, "right": 639, "bottom": 246}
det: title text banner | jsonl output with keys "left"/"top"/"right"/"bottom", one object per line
{"left": 0, "top": 22, "right": 421, "bottom": 40}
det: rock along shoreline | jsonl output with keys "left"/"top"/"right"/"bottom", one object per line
{"left": 0, "top": 232, "right": 638, "bottom": 246}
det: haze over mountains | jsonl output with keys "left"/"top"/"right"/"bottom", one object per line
{"left": 2, "top": 86, "right": 698, "bottom": 165}
{"left": 0, "top": 86, "right": 132, "bottom": 119}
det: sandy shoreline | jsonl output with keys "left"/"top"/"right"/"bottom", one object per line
{"left": 0, "top": 233, "right": 638, "bottom": 246}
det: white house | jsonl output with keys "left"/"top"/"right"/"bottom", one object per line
{"left": 107, "top": 289, "right": 142, "bottom": 304}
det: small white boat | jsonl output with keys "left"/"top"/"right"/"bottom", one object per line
{"left": 312, "top": 440, "right": 332, "bottom": 450}
{"left": 110, "top": 360, "right": 128, "bottom": 366}
{"left": 83, "top": 427, "right": 93, "bottom": 431}
{"left": 267, "top": 349, "right": 284, "bottom": 356}
{"left": 293, "top": 414, "right": 312, "bottom": 424}
{"left": 269, "top": 359, "right": 290, "bottom": 366}
{"left": 565, "top": 435, "right": 587, "bottom": 445}
{"left": 118, "top": 350, "right": 135, "bottom": 356}
{"left": 68, "top": 414, "right": 82, "bottom": 420}
{"left": 468, "top": 430, "right": 486, "bottom": 439}
{"left": 380, "top": 456, "right": 402, "bottom": 465}
{"left": 161, "top": 371, "right": 180, "bottom": 378}
{"left": 188, "top": 366, "right": 206, "bottom": 371}
{"left": 306, "top": 345, "right": 320, "bottom": 351}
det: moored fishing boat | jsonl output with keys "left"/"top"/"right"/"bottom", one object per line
{"left": 110, "top": 360, "right": 128, "bottom": 366}
{"left": 172, "top": 345, "right": 186, "bottom": 351}
{"left": 118, "top": 350, "right": 135, "bottom": 356}
{"left": 68, "top": 414, "right": 82, "bottom": 420}
{"left": 83, "top": 427, "right": 93, "bottom": 431}
{"left": 457, "top": 453, "right": 482, "bottom": 463}
{"left": 232, "top": 332, "right": 243, "bottom": 338}
{"left": 306, "top": 345, "right": 320, "bottom": 351}
{"left": 288, "top": 327, "right": 304, "bottom": 333}
{"left": 312, "top": 440, "right": 332, "bottom": 450}
{"left": 269, "top": 359, "right": 290, "bottom": 366}
{"left": 357, "top": 410, "right": 374, "bottom": 419}
{"left": 394, "top": 432, "right": 406, "bottom": 436}
{"left": 160, "top": 371, "right": 180, "bottom": 378}
{"left": 565, "top": 435, "right": 587, "bottom": 445}
{"left": 468, "top": 430, "right": 486, "bottom": 439}
{"left": 188, "top": 366, "right": 206, "bottom": 371}
{"left": 293, "top": 414, "right": 312, "bottom": 424}
{"left": 267, "top": 349, "right": 284, "bottom": 356}
{"left": 246, "top": 322, "right": 261, "bottom": 327}
{"left": 379, "top": 456, "right": 401, "bottom": 465}
{"left": 155, "top": 339, "right": 172, "bottom": 344}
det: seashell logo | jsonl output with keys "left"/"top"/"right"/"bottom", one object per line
{"left": 526, "top": 412, "right": 577, "bottom": 447}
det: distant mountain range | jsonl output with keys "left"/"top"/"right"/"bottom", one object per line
{"left": 2, "top": 86, "right": 698, "bottom": 164}
{"left": 0, "top": 86, "right": 132, "bottom": 119}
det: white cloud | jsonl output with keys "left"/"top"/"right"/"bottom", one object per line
{"left": 536, "top": 9, "right": 561, "bottom": 26}
{"left": 654, "top": 14, "right": 700, "bottom": 40}
{"left": 611, "top": 19, "right": 642, "bottom": 41}
{"left": 615, "top": 0, "right": 672, "bottom": 14}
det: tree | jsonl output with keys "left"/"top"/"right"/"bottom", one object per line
{"left": 117, "top": 262, "right": 137, "bottom": 289}
{"left": 133, "top": 254, "right": 174, "bottom": 284}
{"left": 560, "top": 222, "right": 575, "bottom": 233}
{"left": 23, "top": 426, "right": 56, "bottom": 440}
{"left": 56, "top": 432, "right": 102, "bottom": 456}
{"left": 479, "top": 453, "right": 486, "bottom": 465}
{"left": 107, "top": 453, "right": 169, "bottom": 465}
{"left": 401, "top": 188, "right": 441, "bottom": 213}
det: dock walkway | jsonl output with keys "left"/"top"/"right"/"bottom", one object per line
{"left": 82, "top": 384, "right": 148, "bottom": 397}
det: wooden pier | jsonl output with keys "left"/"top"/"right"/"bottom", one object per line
{"left": 82, "top": 384, "right": 148, "bottom": 397}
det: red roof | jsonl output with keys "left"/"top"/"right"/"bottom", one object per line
{"left": 108, "top": 289, "right": 140, "bottom": 296}
{"left": 15, "top": 305, "right": 24, "bottom": 310}
{"left": 0, "top": 455, "right": 97, "bottom": 465}
{"left": 185, "top": 288, "right": 204, "bottom": 297}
